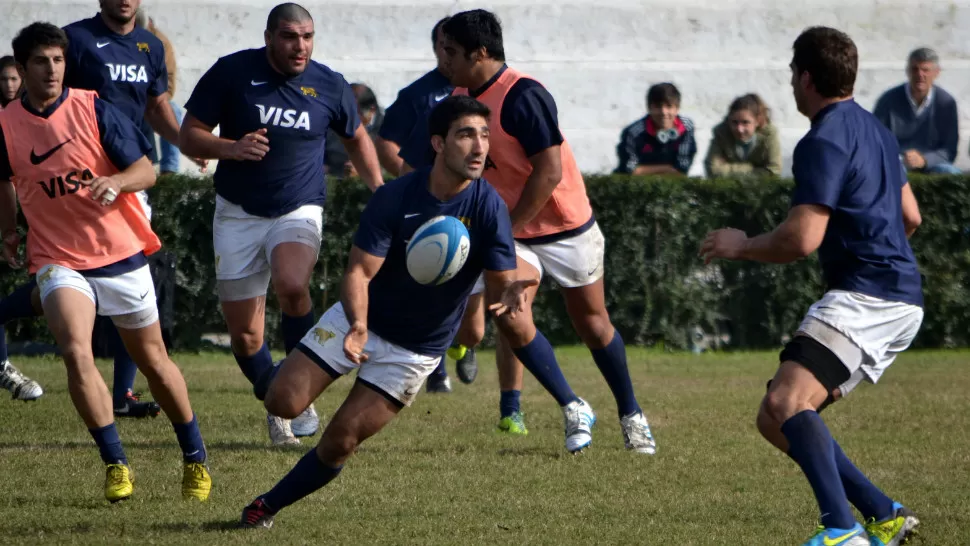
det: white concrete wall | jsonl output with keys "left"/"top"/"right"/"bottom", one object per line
{"left": 3, "top": 0, "right": 970, "bottom": 176}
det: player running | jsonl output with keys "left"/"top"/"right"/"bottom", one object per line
{"left": 179, "top": 3, "right": 384, "bottom": 446}
{"left": 700, "top": 27, "right": 923, "bottom": 546}
{"left": 0, "top": 22, "right": 211, "bottom": 503}
{"left": 375, "top": 17, "right": 480, "bottom": 390}
{"left": 239, "top": 95, "right": 590, "bottom": 528}
{"left": 441, "top": 10, "right": 655, "bottom": 454}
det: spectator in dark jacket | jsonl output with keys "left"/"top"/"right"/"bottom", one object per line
{"left": 615, "top": 82, "right": 697, "bottom": 176}
{"left": 873, "top": 47, "right": 960, "bottom": 174}
{"left": 0, "top": 56, "right": 23, "bottom": 109}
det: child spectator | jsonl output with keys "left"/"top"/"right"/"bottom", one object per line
{"left": 0, "top": 56, "right": 23, "bottom": 109}
{"left": 615, "top": 83, "right": 697, "bottom": 176}
{"left": 704, "top": 93, "right": 782, "bottom": 177}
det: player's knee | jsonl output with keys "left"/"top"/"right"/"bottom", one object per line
{"left": 458, "top": 321, "right": 485, "bottom": 348}
{"left": 572, "top": 312, "right": 614, "bottom": 348}
{"left": 274, "top": 279, "right": 310, "bottom": 314}
{"left": 317, "top": 423, "right": 359, "bottom": 464}
{"left": 755, "top": 402, "right": 779, "bottom": 440}
{"left": 230, "top": 331, "right": 264, "bottom": 357}
{"left": 763, "top": 388, "right": 799, "bottom": 425}
{"left": 493, "top": 314, "right": 534, "bottom": 347}
{"left": 61, "top": 342, "right": 96, "bottom": 373}
{"left": 264, "top": 385, "right": 303, "bottom": 419}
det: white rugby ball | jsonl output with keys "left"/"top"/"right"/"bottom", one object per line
{"left": 406, "top": 215, "right": 470, "bottom": 285}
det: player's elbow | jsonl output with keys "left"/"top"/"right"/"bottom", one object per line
{"left": 903, "top": 209, "right": 922, "bottom": 235}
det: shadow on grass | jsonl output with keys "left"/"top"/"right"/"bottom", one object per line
{"left": 0, "top": 440, "right": 305, "bottom": 453}
{"left": 150, "top": 520, "right": 243, "bottom": 533}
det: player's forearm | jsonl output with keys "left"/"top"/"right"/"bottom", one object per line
{"left": 340, "top": 270, "right": 370, "bottom": 330}
{"left": 113, "top": 156, "right": 157, "bottom": 193}
{"left": 0, "top": 182, "right": 18, "bottom": 236}
{"left": 179, "top": 127, "right": 234, "bottom": 161}
{"left": 344, "top": 134, "right": 384, "bottom": 192}
{"left": 739, "top": 224, "right": 809, "bottom": 264}
{"left": 145, "top": 95, "right": 180, "bottom": 146}
{"left": 374, "top": 137, "right": 404, "bottom": 177}
{"left": 509, "top": 169, "right": 560, "bottom": 233}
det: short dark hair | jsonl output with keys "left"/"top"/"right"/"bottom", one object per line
{"left": 351, "top": 83, "right": 378, "bottom": 111}
{"left": 266, "top": 2, "right": 313, "bottom": 33}
{"left": 12, "top": 22, "right": 68, "bottom": 68}
{"left": 442, "top": 9, "right": 505, "bottom": 62}
{"left": 0, "top": 56, "right": 17, "bottom": 72}
{"left": 646, "top": 83, "right": 681, "bottom": 107}
{"left": 431, "top": 16, "right": 450, "bottom": 47}
{"left": 791, "top": 26, "right": 858, "bottom": 98}
{"left": 428, "top": 95, "right": 491, "bottom": 138}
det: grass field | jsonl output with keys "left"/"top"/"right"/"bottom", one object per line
{"left": 1, "top": 347, "right": 968, "bottom": 545}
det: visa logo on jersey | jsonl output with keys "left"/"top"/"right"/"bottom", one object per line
{"left": 106, "top": 63, "right": 149, "bottom": 83}
{"left": 36, "top": 169, "right": 95, "bottom": 199}
{"left": 256, "top": 104, "right": 311, "bottom": 130}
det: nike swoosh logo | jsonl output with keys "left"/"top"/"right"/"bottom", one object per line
{"left": 434, "top": 93, "right": 449, "bottom": 101}
{"left": 30, "top": 138, "right": 73, "bottom": 165}
{"left": 96, "top": 41, "right": 110, "bottom": 48}
{"left": 823, "top": 532, "right": 859, "bottom": 546}
{"left": 140, "top": 290, "right": 150, "bottom": 300}
{"left": 251, "top": 80, "right": 267, "bottom": 86}
{"left": 404, "top": 213, "right": 420, "bottom": 218}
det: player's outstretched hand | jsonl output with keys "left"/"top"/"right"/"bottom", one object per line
{"left": 1, "top": 231, "right": 21, "bottom": 269}
{"left": 699, "top": 228, "right": 747, "bottom": 264}
{"left": 343, "top": 322, "right": 369, "bottom": 365}
{"left": 84, "top": 176, "right": 122, "bottom": 206}
{"left": 489, "top": 278, "right": 540, "bottom": 319}
{"left": 229, "top": 128, "right": 270, "bottom": 161}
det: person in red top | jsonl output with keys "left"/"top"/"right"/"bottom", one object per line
{"left": 441, "top": 9, "right": 656, "bottom": 454}
{"left": 0, "top": 22, "right": 211, "bottom": 503}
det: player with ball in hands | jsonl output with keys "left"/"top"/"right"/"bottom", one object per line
{"left": 239, "top": 94, "right": 585, "bottom": 528}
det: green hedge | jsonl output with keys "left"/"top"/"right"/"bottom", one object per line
{"left": 2, "top": 173, "right": 968, "bottom": 351}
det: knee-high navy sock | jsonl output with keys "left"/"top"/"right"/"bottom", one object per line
{"left": 0, "top": 279, "right": 39, "bottom": 325}
{"left": 781, "top": 410, "right": 856, "bottom": 530}
{"left": 89, "top": 423, "right": 128, "bottom": 465}
{"left": 0, "top": 325, "right": 7, "bottom": 363}
{"left": 108, "top": 321, "right": 139, "bottom": 407}
{"left": 281, "top": 311, "right": 315, "bottom": 354}
{"left": 511, "top": 330, "right": 578, "bottom": 407}
{"left": 590, "top": 331, "right": 640, "bottom": 418}
{"left": 172, "top": 414, "right": 207, "bottom": 463}
{"left": 261, "top": 449, "right": 343, "bottom": 512}
{"left": 833, "top": 440, "right": 894, "bottom": 522}
{"left": 430, "top": 361, "right": 448, "bottom": 380}
{"left": 234, "top": 342, "right": 274, "bottom": 386}
{"left": 500, "top": 390, "right": 521, "bottom": 418}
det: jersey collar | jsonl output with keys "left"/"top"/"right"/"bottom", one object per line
{"left": 469, "top": 64, "right": 507, "bottom": 98}
{"left": 811, "top": 98, "right": 854, "bottom": 126}
{"left": 92, "top": 13, "right": 137, "bottom": 40}
{"left": 21, "top": 88, "right": 70, "bottom": 119}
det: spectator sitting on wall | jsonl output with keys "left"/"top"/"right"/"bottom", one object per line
{"left": 873, "top": 47, "right": 960, "bottom": 174}
{"left": 0, "top": 56, "right": 23, "bottom": 109}
{"left": 325, "top": 83, "right": 383, "bottom": 178}
{"left": 615, "top": 82, "right": 697, "bottom": 176}
{"left": 704, "top": 93, "right": 782, "bottom": 177}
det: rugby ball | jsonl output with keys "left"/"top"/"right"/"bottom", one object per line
{"left": 406, "top": 215, "right": 470, "bottom": 285}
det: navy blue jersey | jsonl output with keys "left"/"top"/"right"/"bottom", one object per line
{"left": 353, "top": 168, "right": 516, "bottom": 355}
{"left": 0, "top": 89, "right": 152, "bottom": 179}
{"left": 791, "top": 99, "right": 922, "bottom": 306}
{"left": 185, "top": 48, "right": 359, "bottom": 217}
{"left": 63, "top": 15, "right": 168, "bottom": 125}
{"left": 379, "top": 69, "right": 453, "bottom": 169}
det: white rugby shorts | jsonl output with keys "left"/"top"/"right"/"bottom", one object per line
{"left": 296, "top": 303, "right": 441, "bottom": 407}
